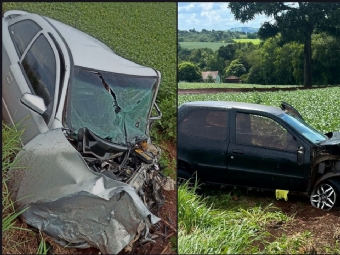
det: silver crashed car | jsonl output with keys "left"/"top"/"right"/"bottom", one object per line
{"left": 2, "top": 10, "right": 166, "bottom": 254}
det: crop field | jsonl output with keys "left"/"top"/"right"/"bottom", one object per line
{"left": 178, "top": 87, "right": 340, "bottom": 133}
{"left": 179, "top": 39, "right": 260, "bottom": 50}
{"left": 233, "top": 38, "right": 261, "bottom": 44}
{"left": 178, "top": 82, "right": 302, "bottom": 89}
{"left": 179, "top": 41, "right": 232, "bottom": 51}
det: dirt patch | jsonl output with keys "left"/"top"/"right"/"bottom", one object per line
{"left": 178, "top": 86, "right": 333, "bottom": 94}
{"left": 129, "top": 189, "right": 177, "bottom": 255}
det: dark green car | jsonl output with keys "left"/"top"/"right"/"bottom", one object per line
{"left": 178, "top": 101, "right": 340, "bottom": 210}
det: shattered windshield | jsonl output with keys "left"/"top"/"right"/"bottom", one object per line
{"left": 67, "top": 66, "right": 158, "bottom": 145}
{"left": 279, "top": 113, "right": 327, "bottom": 144}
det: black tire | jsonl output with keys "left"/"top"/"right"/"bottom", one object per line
{"left": 310, "top": 179, "right": 340, "bottom": 211}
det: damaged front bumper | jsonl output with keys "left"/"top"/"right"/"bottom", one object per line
{"left": 7, "top": 128, "right": 167, "bottom": 254}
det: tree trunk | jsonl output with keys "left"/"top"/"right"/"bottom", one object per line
{"left": 303, "top": 32, "right": 312, "bottom": 87}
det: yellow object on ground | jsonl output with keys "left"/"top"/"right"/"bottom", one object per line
{"left": 276, "top": 189, "right": 289, "bottom": 201}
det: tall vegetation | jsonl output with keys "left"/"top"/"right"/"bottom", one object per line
{"left": 179, "top": 33, "right": 340, "bottom": 85}
{"left": 228, "top": 2, "right": 340, "bottom": 87}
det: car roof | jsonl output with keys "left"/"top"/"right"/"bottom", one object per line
{"left": 44, "top": 16, "right": 158, "bottom": 77}
{"left": 181, "top": 101, "right": 284, "bottom": 116}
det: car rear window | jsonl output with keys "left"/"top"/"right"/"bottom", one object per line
{"left": 9, "top": 19, "right": 42, "bottom": 57}
{"left": 179, "top": 109, "right": 228, "bottom": 140}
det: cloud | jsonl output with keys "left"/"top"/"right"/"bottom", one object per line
{"left": 178, "top": 3, "right": 197, "bottom": 12}
{"left": 178, "top": 2, "right": 271, "bottom": 31}
{"left": 198, "top": 2, "right": 214, "bottom": 11}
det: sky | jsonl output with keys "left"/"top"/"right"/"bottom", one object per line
{"left": 178, "top": 2, "right": 273, "bottom": 31}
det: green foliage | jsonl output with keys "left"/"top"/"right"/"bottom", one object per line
{"left": 179, "top": 42, "right": 233, "bottom": 51}
{"left": 217, "top": 44, "right": 237, "bottom": 60}
{"left": 225, "top": 59, "right": 247, "bottom": 77}
{"left": 178, "top": 82, "right": 302, "bottom": 89}
{"left": 178, "top": 29, "right": 248, "bottom": 43}
{"left": 37, "top": 232, "right": 49, "bottom": 254}
{"left": 262, "top": 231, "right": 315, "bottom": 254}
{"left": 2, "top": 122, "right": 27, "bottom": 233}
{"left": 178, "top": 183, "right": 291, "bottom": 254}
{"left": 178, "top": 87, "right": 340, "bottom": 133}
{"left": 2, "top": 2, "right": 177, "bottom": 143}
{"left": 233, "top": 38, "right": 260, "bottom": 44}
{"left": 178, "top": 62, "right": 201, "bottom": 82}
{"left": 228, "top": 2, "right": 340, "bottom": 87}
{"left": 312, "top": 33, "right": 340, "bottom": 85}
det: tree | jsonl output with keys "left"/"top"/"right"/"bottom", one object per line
{"left": 217, "top": 44, "right": 236, "bottom": 60}
{"left": 178, "top": 62, "right": 201, "bottom": 82}
{"left": 228, "top": 2, "right": 340, "bottom": 87}
{"left": 225, "top": 59, "right": 247, "bottom": 77}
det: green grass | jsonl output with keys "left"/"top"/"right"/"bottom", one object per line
{"left": 179, "top": 41, "right": 233, "bottom": 51}
{"left": 179, "top": 183, "right": 340, "bottom": 254}
{"left": 178, "top": 182, "right": 292, "bottom": 254}
{"left": 2, "top": 122, "right": 26, "bottom": 233}
{"left": 178, "top": 87, "right": 340, "bottom": 133}
{"left": 178, "top": 82, "right": 304, "bottom": 89}
{"left": 233, "top": 38, "right": 261, "bottom": 44}
{"left": 179, "top": 39, "right": 260, "bottom": 50}
{"left": 2, "top": 2, "right": 177, "bottom": 143}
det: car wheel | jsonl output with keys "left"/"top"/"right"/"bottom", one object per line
{"left": 310, "top": 179, "right": 340, "bottom": 210}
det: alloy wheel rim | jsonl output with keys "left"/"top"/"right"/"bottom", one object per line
{"left": 310, "top": 183, "right": 336, "bottom": 210}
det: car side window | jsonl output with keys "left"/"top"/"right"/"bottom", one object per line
{"left": 9, "top": 20, "right": 42, "bottom": 57}
{"left": 21, "top": 34, "right": 57, "bottom": 123}
{"left": 179, "top": 109, "right": 228, "bottom": 140}
{"left": 236, "top": 112, "right": 297, "bottom": 151}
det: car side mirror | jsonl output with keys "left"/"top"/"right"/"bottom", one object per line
{"left": 297, "top": 146, "right": 304, "bottom": 165}
{"left": 20, "top": 93, "right": 47, "bottom": 115}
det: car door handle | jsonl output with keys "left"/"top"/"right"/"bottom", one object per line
{"left": 232, "top": 149, "right": 244, "bottom": 155}
{"left": 6, "top": 72, "right": 13, "bottom": 84}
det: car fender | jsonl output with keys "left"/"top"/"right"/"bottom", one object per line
{"left": 313, "top": 172, "right": 340, "bottom": 190}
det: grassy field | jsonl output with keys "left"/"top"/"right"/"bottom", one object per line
{"left": 233, "top": 38, "right": 261, "bottom": 44}
{"left": 178, "top": 87, "right": 340, "bottom": 133}
{"left": 2, "top": 2, "right": 177, "bottom": 254}
{"left": 179, "top": 39, "right": 260, "bottom": 50}
{"left": 179, "top": 41, "right": 232, "bottom": 51}
{"left": 178, "top": 82, "right": 304, "bottom": 89}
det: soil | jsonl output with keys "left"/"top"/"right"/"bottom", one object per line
{"left": 178, "top": 86, "right": 332, "bottom": 94}
{"left": 127, "top": 189, "right": 177, "bottom": 255}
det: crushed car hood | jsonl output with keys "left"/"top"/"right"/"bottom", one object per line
{"left": 7, "top": 129, "right": 160, "bottom": 254}
{"left": 317, "top": 132, "right": 340, "bottom": 156}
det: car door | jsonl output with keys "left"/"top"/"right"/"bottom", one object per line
{"left": 178, "top": 107, "right": 230, "bottom": 184}
{"left": 2, "top": 15, "right": 61, "bottom": 144}
{"left": 227, "top": 110, "right": 308, "bottom": 191}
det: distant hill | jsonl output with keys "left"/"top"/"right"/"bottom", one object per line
{"left": 229, "top": 27, "right": 258, "bottom": 33}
